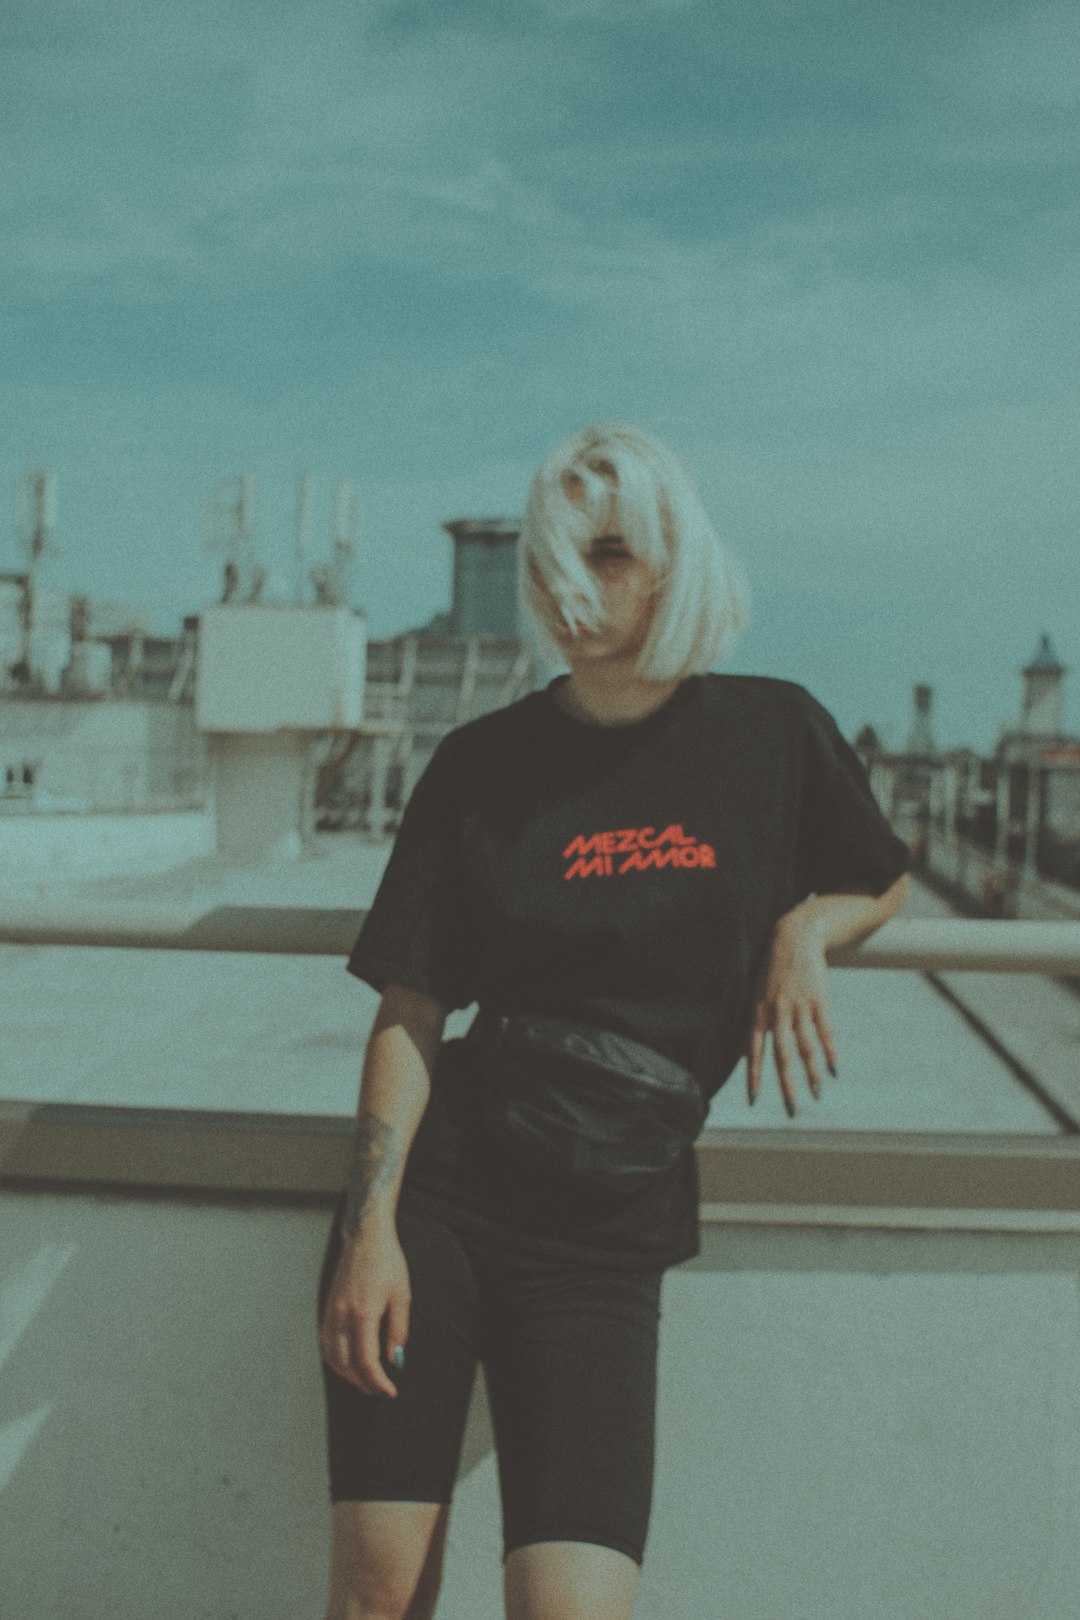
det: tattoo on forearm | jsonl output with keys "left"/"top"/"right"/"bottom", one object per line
{"left": 340, "top": 1106, "right": 402, "bottom": 1237}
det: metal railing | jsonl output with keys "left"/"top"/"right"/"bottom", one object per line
{"left": 1, "top": 900, "right": 1079, "bottom": 972}
{"left": 2, "top": 906, "right": 1080, "bottom": 1228}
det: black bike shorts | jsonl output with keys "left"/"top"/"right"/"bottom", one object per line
{"left": 316, "top": 1193, "right": 665, "bottom": 1567}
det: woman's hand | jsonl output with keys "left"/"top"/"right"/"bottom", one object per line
{"left": 319, "top": 1215, "right": 411, "bottom": 1399}
{"left": 746, "top": 910, "right": 838, "bottom": 1117}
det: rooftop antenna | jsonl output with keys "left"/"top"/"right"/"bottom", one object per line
{"left": 202, "top": 470, "right": 257, "bottom": 602}
{"left": 310, "top": 477, "right": 360, "bottom": 606}
{"left": 295, "top": 472, "right": 312, "bottom": 605}
{"left": 332, "top": 477, "right": 360, "bottom": 603}
{"left": 13, "top": 469, "right": 60, "bottom": 683}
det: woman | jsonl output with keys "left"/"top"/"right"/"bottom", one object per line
{"left": 317, "top": 423, "right": 911, "bottom": 1620}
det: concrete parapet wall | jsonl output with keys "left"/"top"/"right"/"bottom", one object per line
{"left": 0, "top": 696, "right": 207, "bottom": 808}
{"left": 0, "top": 808, "right": 215, "bottom": 883}
{"left": 924, "top": 831, "right": 1080, "bottom": 922}
{"left": 1, "top": 1188, "right": 1077, "bottom": 1619}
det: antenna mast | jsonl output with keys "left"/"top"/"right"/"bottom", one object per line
{"left": 13, "top": 469, "right": 58, "bottom": 684}
{"left": 332, "top": 477, "right": 360, "bottom": 604}
{"left": 309, "top": 477, "right": 360, "bottom": 606}
{"left": 295, "top": 472, "right": 311, "bottom": 604}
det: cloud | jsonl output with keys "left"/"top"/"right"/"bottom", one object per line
{"left": 0, "top": 12, "right": 592, "bottom": 297}
{"left": 3, "top": 0, "right": 1075, "bottom": 322}
{"left": 940, "top": 2, "right": 1080, "bottom": 111}
{"left": 537, "top": 0, "right": 696, "bottom": 19}
{"left": 0, "top": 0, "right": 1076, "bottom": 752}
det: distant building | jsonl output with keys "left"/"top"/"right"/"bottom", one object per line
{"left": 998, "top": 632, "right": 1071, "bottom": 761}
{"left": 905, "top": 683, "right": 937, "bottom": 760}
{"left": 1, "top": 518, "right": 541, "bottom": 834}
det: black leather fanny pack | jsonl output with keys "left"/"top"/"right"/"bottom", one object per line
{"left": 463, "top": 1007, "right": 709, "bottom": 1191}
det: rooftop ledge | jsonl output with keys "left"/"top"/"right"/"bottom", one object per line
{"left": 1, "top": 1104, "right": 1078, "bottom": 1230}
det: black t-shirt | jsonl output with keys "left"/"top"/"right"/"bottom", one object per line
{"left": 345, "top": 672, "right": 911, "bottom": 1270}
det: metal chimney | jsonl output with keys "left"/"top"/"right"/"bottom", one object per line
{"left": 441, "top": 518, "right": 523, "bottom": 637}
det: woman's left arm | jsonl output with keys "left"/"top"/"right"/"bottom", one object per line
{"left": 746, "top": 872, "right": 911, "bottom": 1116}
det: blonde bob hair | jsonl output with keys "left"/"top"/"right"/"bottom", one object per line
{"left": 518, "top": 422, "right": 750, "bottom": 680}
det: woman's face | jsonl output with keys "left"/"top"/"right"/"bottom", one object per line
{"left": 528, "top": 532, "right": 659, "bottom": 666}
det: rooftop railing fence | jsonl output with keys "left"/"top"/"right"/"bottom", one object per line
{"left": 2, "top": 907, "right": 1079, "bottom": 1228}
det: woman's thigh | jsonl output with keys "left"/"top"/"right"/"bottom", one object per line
{"left": 316, "top": 1199, "right": 484, "bottom": 1505}
{"left": 479, "top": 1254, "right": 664, "bottom": 1572}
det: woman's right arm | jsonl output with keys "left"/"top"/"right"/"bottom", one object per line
{"left": 319, "top": 983, "right": 448, "bottom": 1398}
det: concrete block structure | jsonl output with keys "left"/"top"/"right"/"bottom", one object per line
{"left": 195, "top": 603, "right": 366, "bottom": 862}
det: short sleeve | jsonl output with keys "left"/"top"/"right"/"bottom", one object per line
{"left": 345, "top": 737, "right": 479, "bottom": 1010}
{"left": 793, "top": 686, "right": 911, "bottom": 900}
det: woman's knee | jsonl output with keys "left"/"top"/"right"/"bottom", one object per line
{"left": 324, "top": 1500, "right": 450, "bottom": 1620}
{"left": 503, "top": 1538, "right": 640, "bottom": 1620}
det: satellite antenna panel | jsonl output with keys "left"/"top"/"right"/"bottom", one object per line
{"left": 201, "top": 471, "right": 258, "bottom": 601}
{"left": 202, "top": 473, "right": 254, "bottom": 553}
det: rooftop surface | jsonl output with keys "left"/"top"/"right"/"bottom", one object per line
{"left": 1, "top": 833, "right": 1067, "bottom": 1134}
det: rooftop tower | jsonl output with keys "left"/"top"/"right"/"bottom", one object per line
{"left": 905, "top": 682, "right": 937, "bottom": 759}
{"left": 441, "top": 518, "right": 522, "bottom": 637}
{"left": 1019, "top": 631, "right": 1066, "bottom": 737}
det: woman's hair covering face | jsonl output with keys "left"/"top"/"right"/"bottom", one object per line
{"left": 518, "top": 422, "right": 751, "bottom": 679}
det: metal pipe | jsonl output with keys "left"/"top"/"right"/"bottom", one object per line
{"left": 1, "top": 904, "right": 1080, "bottom": 972}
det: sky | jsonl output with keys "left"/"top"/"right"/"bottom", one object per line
{"left": 1, "top": 0, "right": 1077, "bottom": 752}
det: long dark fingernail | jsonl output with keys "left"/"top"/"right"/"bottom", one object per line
{"left": 828, "top": 1061, "right": 837, "bottom": 1077}
{"left": 784, "top": 1097, "right": 796, "bottom": 1118}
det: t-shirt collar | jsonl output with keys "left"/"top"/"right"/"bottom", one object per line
{"left": 541, "top": 673, "right": 702, "bottom": 736}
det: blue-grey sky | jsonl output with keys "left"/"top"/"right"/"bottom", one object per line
{"left": 2, "top": 0, "right": 1077, "bottom": 751}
